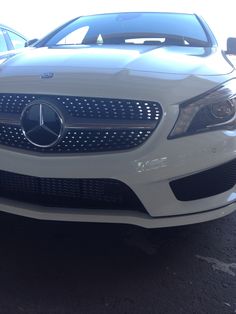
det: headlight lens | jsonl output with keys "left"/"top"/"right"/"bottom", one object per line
{"left": 169, "top": 79, "right": 236, "bottom": 139}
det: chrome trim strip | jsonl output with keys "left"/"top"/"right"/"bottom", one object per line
{"left": 65, "top": 118, "right": 156, "bottom": 130}
{"left": 0, "top": 113, "right": 21, "bottom": 126}
{"left": 0, "top": 113, "right": 157, "bottom": 130}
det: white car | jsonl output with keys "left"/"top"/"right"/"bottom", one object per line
{"left": 0, "top": 12, "right": 236, "bottom": 228}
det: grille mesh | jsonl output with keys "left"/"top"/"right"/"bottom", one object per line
{"left": 0, "top": 125, "right": 152, "bottom": 153}
{"left": 63, "top": 97, "right": 160, "bottom": 120}
{"left": 0, "top": 94, "right": 36, "bottom": 114}
{"left": 0, "top": 170, "right": 145, "bottom": 211}
{"left": 0, "top": 94, "right": 160, "bottom": 120}
{"left": 0, "top": 94, "right": 162, "bottom": 153}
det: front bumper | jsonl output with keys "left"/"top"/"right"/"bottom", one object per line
{"left": 0, "top": 195, "right": 235, "bottom": 229}
{"left": 0, "top": 71, "right": 236, "bottom": 227}
{"left": 0, "top": 127, "right": 235, "bottom": 227}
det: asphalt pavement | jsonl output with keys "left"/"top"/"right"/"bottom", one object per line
{"left": 0, "top": 211, "right": 235, "bottom": 314}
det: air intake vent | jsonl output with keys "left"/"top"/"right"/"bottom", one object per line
{"left": 170, "top": 159, "right": 236, "bottom": 201}
{"left": 0, "top": 170, "right": 146, "bottom": 212}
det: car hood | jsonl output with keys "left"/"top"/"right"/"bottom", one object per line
{"left": 0, "top": 45, "right": 233, "bottom": 75}
{"left": 0, "top": 45, "right": 234, "bottom": 105}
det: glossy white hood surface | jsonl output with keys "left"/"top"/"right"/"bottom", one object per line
{"left": 0, "top": 46, "right": 234, "bottom": 106}
{"left": 0, "top": 45, "right": 233, "bottom": 75}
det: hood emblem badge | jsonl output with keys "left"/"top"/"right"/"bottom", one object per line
{"left": 41, "top": 72, "right": 54, "bottom": 79}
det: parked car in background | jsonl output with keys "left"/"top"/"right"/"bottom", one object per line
{"left": 0, "top": 24, "right": 26, "bottom": 53}
{"left": 0, "top": 12, "right": 236, "bottom": 228}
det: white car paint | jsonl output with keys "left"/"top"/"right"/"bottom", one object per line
{"left": 0, "top": 12, "right": 235, "bottom": 228}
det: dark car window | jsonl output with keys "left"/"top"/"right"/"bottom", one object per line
{"left": 7, "top": 30, "right": 26, "bottom": 49}
{"left": 44, "top": 12, "right": 211, "bottom": 48}
{"left": 0, "top": 29, "right": 8, "bottom": 52}
{"left": 57, "top": 26, "right": 90, "bottom": 45}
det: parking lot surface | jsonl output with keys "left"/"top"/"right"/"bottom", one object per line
{"left": 0, "top": 211, "right": 235, "bottom": 314}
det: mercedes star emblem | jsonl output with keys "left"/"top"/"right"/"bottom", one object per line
{"left": 21, "top": 100, "right": 63, "bottom": 148}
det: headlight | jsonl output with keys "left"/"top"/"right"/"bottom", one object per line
{"left": 169, "top": 79, "right": 236, "bottom": 139}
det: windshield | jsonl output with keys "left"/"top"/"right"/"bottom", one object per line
{"left": 42, "top": 12, "right": 211, "bottom": 48}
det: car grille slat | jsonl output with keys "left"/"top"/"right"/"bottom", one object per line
{"left": 0, "top": 94, "right": 162, "bottom": 153}
{"left": 0, "top": 170, "right": 145, "bottom": 211}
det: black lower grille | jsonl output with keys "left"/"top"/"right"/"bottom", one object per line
{"left": 0, "top": 170, "right": 145, "bottom": 211}
{"left": 170, "top": 159, "right": 236, "bottom": 201}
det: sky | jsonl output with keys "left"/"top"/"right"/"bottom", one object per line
{"left": 1, "top": 0, "right": 236, "bottom": 47}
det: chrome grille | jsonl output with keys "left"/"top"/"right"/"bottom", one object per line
{"left": 0, "top": 125, "right": 152, "bottom": 153}
{"left": 0, "top": 94, "right": 36, "bottom": 114}
{"left": 0, "top": 94, "right": 162, "bottom": 153}
{"left": 63, "top": 97, "right": 159, "bottom": 120}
